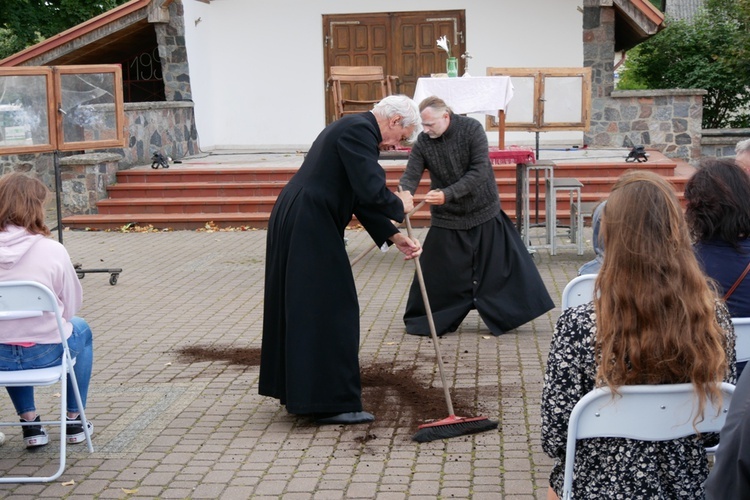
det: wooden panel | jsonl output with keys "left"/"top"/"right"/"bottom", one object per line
{"left": 0, "top": 65, "right": 124, "bottom": 154}
{"left": 55, "top": 64, "right": 125, "bottom": 151}
{"left": 0, "top": 67, "right": 56, "bottom": 155}
{"left": 323, "top": 10, "right": 466, "bottom": 123}
{"left": 394, "top": 12, "right": 465, "bottom": 101}
{"left": 485, "top": 67, "right": 592, "bottom": 132}
{"left": 324, "top": 14, "right": 391, "bottom": 122}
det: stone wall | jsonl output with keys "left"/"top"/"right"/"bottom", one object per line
{"left": 0, "top": 152, "right": 120, "bottom": 218}
{"left": 700, "top": 128, "right": 750, "bottom": 159}
{"left": 582, "top": 2, "right": 705, "bottom": 163}
{"left": 57, "top": 153, "right": 121, "bottom": 216}
{"left": 588, "top": 89, "right": 706, "bottom": 163}
{"left": 0, "top": 153, "right": 55, "bottom": 188}
{"left": 1, "top": 100, "right": 199, "bottom": 169}
{"left": 0, "top": 100, "right": 198, "bottom": 218}
{"left": 109, "top": 101, "right": 199, "bottom": 166}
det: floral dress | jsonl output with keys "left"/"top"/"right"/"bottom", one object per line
{"left": 542, "top": 302, "right": 737, "bottom": 499}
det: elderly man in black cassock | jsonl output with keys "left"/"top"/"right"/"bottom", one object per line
{"left": 259, "top": 95, "right": 422, "bottom": 425}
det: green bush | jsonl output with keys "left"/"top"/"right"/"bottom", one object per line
{"left": 617, "top": 1, "right": 750, "bottom": 128}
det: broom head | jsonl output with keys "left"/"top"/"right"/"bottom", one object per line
{"left": 412, "top": 415, "right": 499, "bottom": 443}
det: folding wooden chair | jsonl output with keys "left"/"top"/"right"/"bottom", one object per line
{"left": 0, "top": 281, "right": 94, "bottom": 483}
{"left": 562, "top": 383, "right": 735, "bottom": 499}
{"left": 328, "top": 66, "right": 398, "bottom": 120}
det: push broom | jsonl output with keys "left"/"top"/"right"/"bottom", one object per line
{"left": 401, "top": 193, "right": 498, "bottom": 443}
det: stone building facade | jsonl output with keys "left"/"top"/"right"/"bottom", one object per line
{"left": 0, "top": 0, "right": 199, "bottom": 216}
{"left": 582, "top": 0, "right": 704, "bottom": 163}
{"left": 0, "top": 0, "right": 198, "bottom": 170}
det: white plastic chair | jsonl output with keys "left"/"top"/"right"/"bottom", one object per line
{"left": 732, "top": 317, "right": 750, "bottom": 364}
{"left": 562, "top": 382, "right": 735, "bottom": 499}
{"left": 0, "top": 281, "right": 93, "bottom": 483}
{"left": 561, "top": 274, "right": 597, "bottom": 310}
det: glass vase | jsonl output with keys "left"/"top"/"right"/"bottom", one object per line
{"left": 446, "top": 57, "right": 458, "bottom": 78}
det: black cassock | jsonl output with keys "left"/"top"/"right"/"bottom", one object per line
{"left": 259, "top": 112, "right": 404, "bottom": 415}
{"left": 403, "top": 212, "right": 555, "bottom": 337}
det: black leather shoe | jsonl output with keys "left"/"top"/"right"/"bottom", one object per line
{"left": 315, "top": 411, "right": 375, "bottom": 425}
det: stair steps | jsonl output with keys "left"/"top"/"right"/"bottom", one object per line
{"left": 62, "top": 151, "right": 693, "bottom": 231}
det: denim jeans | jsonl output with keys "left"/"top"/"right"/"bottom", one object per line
{"left": 0, "top": 317, "right": 93, "bottom": 415}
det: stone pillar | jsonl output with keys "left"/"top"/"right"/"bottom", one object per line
{"left": 153, "top": 1, "right": 192, "bottom": 102}
{"left": 583, "top": 1, "right": 616, "bottom": 99}
{"left": 58, "top": 153, "right": 122, "bottom": 216}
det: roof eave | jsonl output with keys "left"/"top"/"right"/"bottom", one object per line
{"left": 613, "top": 0, "right": 666, "bottom": 51}
{"left": 0, "top": 0, "right": 152, "bottom": 67}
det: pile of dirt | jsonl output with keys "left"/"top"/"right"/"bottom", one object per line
{"left": 360, "top": 362, "right": 477, "bottom": 431}
{"left": 175, "top": 345, "right": 482, "bottom": 432}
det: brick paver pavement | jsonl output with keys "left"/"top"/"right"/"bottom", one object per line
{"left": 0, "top": 225, "right": 591, "bottom": 499}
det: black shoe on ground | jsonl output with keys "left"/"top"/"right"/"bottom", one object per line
{"left": 66, "top": 417, "right": 94, "bottom": 444}
{"left": 21, "top": 416, "right": 49, "bottom": 448}
{"left": 315, "top": 411, "right": 375, "bottom": 425}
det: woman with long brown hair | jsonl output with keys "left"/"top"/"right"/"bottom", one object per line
{"left": 542, "top": 170, "right": 736, "bottom": 498}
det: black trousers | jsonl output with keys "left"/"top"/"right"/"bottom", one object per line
{"left": 403, "top": 211, "right": 554, "bottom": 336}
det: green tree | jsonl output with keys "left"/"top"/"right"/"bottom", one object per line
{"left": 0, "top": 0, "right": 130, "bottom": 61}
{"left": 618, "top": 0, "right": 750, "bottom": 128}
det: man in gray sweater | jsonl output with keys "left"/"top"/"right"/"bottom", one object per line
{"left": 399, "top": 96, "right": 553, "bottom": 336}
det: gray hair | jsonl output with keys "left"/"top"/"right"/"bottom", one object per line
{"left": 736, "top": 138, "right": 750, "bottom": 154}
{"left": 372, "top": 95, "right": 421, "bottom": 143}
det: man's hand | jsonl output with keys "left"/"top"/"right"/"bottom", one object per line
{"left": 425, "top": 189, "right": 445, "bottom": 205}
{"left": 389, "top": 232, "right": 422, "bottom": 260}
{"left": 395, "top": 189, "right": 415, "bottom": 213}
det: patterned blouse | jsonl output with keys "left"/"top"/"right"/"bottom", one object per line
{"left": 542, "top": 302, "right": 737, "bottom": 499}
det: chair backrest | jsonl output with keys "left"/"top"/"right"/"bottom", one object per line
{"left": 732, "top": 317, "right": 750, "bottom": 363}
{"left": 0, "top": 281, "right": 68, "bottom": 346}
{"left": 562, "top": 382, "right": 735, "bottom": 499}
{"left": 561, "top": 274, "right": 597, "bottom": 310}
{"left": 329, "top": 66, "right": 390, "bottom": 120}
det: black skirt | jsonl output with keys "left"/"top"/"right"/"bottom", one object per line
{"left": 403, "top": 211, "right": 554, "bottom": 336}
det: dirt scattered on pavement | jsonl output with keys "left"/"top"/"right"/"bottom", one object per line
{"left": 175, "top": 345, "right": 486, "bottom": 433}
{"left": 176, "top": 345, "right": 262, "bottom": 366}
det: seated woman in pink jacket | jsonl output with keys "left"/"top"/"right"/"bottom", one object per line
{"left": 0, "top": 172, "right": 93, "bottom": 448}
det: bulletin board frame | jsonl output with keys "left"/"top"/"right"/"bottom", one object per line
{"left": 485, "top": 67, "right": 591, "bottom": 133}
{"left": 0, "top": 64, "right": 125, "bottom": 155}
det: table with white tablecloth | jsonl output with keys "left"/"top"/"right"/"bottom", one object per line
{"left": 412, "top": 75, "right": 514, "bottom": 148}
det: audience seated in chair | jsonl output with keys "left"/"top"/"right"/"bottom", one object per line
{"left": 577, "top": 199, "right": 606, "bottom": 276}
{"left": 541, "top": 171, "right": 737, "bottom": 499}
{"left": 685, "top": 158, "right": 750, "bottom": 377}
{"left": 705, "top": 363, "right": 750, "bottom": 499}
{"left": 0, "top": 172, "right": 94, "bottom": 448}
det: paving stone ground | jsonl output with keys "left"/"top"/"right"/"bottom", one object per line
{"left": 0, "top": 224, "right": 592, "bottom": 499}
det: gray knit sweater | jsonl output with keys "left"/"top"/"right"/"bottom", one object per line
{"left": 399, "top": 113, "right": 500, "bottom": 230}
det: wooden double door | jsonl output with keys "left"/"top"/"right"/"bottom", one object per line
{"left": 323, "top": 10, "right": 466, "bottom": 123}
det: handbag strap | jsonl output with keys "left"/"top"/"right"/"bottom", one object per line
{"left": 724, "top": 260, "right": 750, "bottom": 300}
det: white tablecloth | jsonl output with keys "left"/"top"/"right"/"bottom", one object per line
{"left": 412, "top": 76, "right": 514, "bottom": 115}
